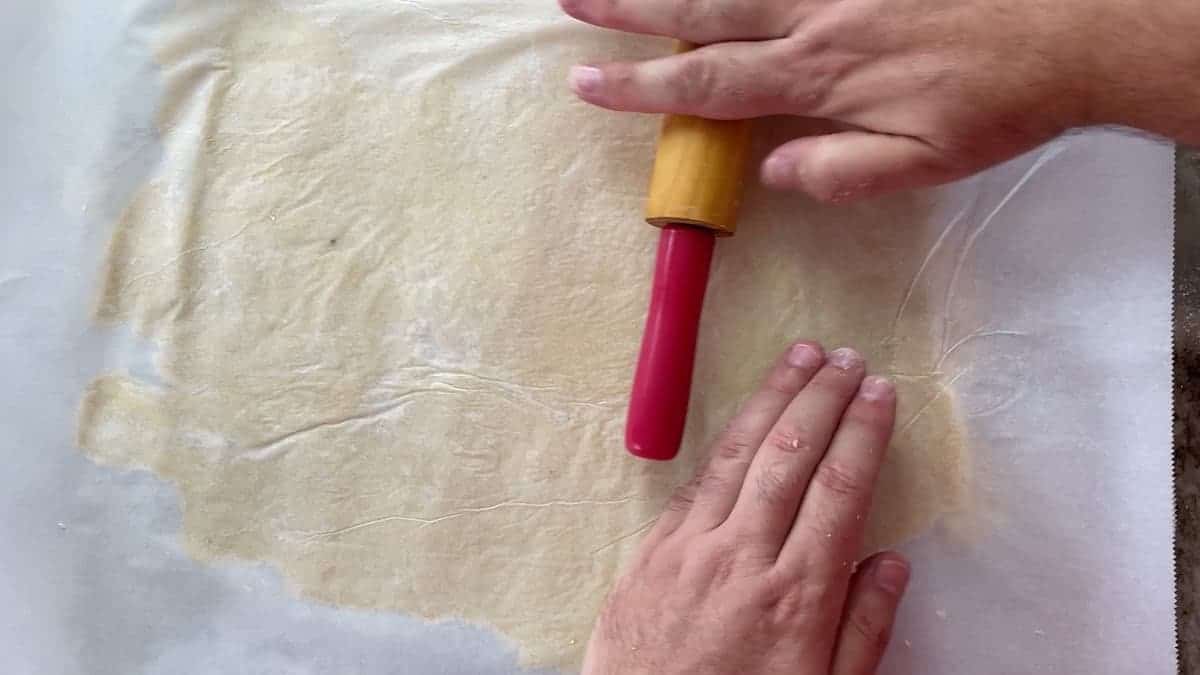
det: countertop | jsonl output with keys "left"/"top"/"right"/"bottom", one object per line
{"left": 1174, "top": 147, "right": 1199, "bottom": 675}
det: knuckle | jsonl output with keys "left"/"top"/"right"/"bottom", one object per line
{"left": 814, "top": 461, "right": 865, "bottom": 499}
{"left": 799, "top": 515, "right": 841, "bottom": 553}
{"left": 763, "top": 368, "right": 800, "bottom": 397}
{"left": 690, "top": 466, "right": 728, "bottom": 499}
{"left": 760, "top": 577, "right": 825, "bottom": 623}
{"left": 846, "top": 398, "right": 890, "bottom": 426}
{"left": 671, "top": 0, "right": 709, "bottom": 34}
{"left": 780, "top": 43, "right": 834, "bottom": 110}
{"left": 849, "top": 610, "right": 893, "bottom": 651}
{"left": 697, "top": 532, "right": 773, "bottom": 582}
{"left": 765, "top": 427, "right": 816, "bottom": 456}
{"left": 666, "top": 483, "right": 697, "bottom": 512}
{"left": 780, "top": 71, "right": 829, "bottom": 113}
{"left": 644, "top": 536, "right": 686, "bottom": 572}
{"left": 779, "top": 17, "right": 866, "bottom": 115}
{"left": 766, "top": 591, "right": 808, "bottom": 623}
{"left": 760, "top": 567, "right": 794, "bottom": 598}
{"left": 701, "top": 539, "right": 742, "bottom": 584}
{"left": 754, "top": 80, "right": 800, "bottom": 116}
{"left": 785, "top": 25, "right": 833, "bottom": 57}
{"left": 670, "top": 56, "right": 719, "bottom": 107}
{"left": 713, "top": 423, "right": 758, "bottom": 461}
{"left": 604, "top": 62, "right": 637, "bottom": 92}
{"left": 754, "top": 458, "right": 802, "bottom": 505}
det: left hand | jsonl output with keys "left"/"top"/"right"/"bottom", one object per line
{"left": 581, "top": 342, "right": 910, "bottom": 675}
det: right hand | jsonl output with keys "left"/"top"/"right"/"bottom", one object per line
{"left": 562, "top": 0, "right": 1106, "bottom": 202}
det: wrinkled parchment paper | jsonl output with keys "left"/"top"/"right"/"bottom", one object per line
{"left": 0, "top": 1, "right": 1175, "bottom": 673}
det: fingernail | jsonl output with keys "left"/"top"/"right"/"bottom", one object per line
{"left": 874, "top": 558, "right": 910, "bottom": 595}
{"left": 859, "top": 376, "right": 894, "bottom": 402}
{"left": 568, "top": 65, "right": 603, "bottom": 95}
{"left": 828, "top": 347, "right": 862, "bottom": 371}
{"left": 786, "top": 342, "right": 823, "bottom": 369}
{"left": 761, "top": 155, "right": 792, "bottom": 187}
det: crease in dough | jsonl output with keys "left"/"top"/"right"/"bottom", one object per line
{"left": 79, "top": 1, "right": 970, "bottom": 669}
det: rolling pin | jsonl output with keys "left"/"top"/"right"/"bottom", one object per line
{"left": 626, "top": 43, "right": 752, "bottom": 461}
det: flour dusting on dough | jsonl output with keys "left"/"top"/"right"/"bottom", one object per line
{"left": 78, "top": 1, "right": 968, "bottom": 669}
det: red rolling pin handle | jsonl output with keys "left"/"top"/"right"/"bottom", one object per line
{"left": 625, "top": 223, "right": 716, "bottom": 461}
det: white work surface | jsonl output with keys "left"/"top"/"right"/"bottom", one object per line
{"left": 0, "top": 1, "right": 1176, "bottom": 674}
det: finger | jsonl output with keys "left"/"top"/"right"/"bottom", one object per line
{"left": 778, "top": 375, "right": 895, "bottom": 569}
{"left": 830, "top": 553, "right": 910, "bottom": 675}
{"left": 568, "top": 41, "right": 798, "bottom": 119}
{"left": 723, "top": 347, "right": 866, "bottom": 553}
{"left": 676, "top": 341, "right": 826, "bottom": 534}
{"left": 761, "top": 131, "right": 969, "bottom": 202}
{"left": 643, "top": 341, "right": 825, "bottom": 543}
{"left": 559, "top": 0, "right": 797, "bottom": 43}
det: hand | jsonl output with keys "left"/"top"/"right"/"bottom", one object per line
{"left": 561, "top": 0, "right": 1098, "bottom": 202}
{"left": 582, "top": 343, "right": 909, "bottom": 675}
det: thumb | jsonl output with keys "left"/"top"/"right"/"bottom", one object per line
{"left": 760, "top": 131, "right": 967, "bottom": 202}
{"left": 830, "top": 552, "right": 911, "bottom": 675}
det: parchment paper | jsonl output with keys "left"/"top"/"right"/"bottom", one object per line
{"left": 0, "top": 1, "right": 1175, "bottom": 673}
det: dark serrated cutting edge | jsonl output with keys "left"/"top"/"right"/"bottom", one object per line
{"left": 1172, "top": 146, "right": 1199, "bottom": 675}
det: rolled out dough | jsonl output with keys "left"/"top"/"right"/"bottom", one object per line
{"left": 77, "top": 1, "right": 967, "bottom": 669}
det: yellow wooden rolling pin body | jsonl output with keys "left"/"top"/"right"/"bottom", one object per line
{"left": 644, "top": 43, "right": 753, "bottom": 235}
